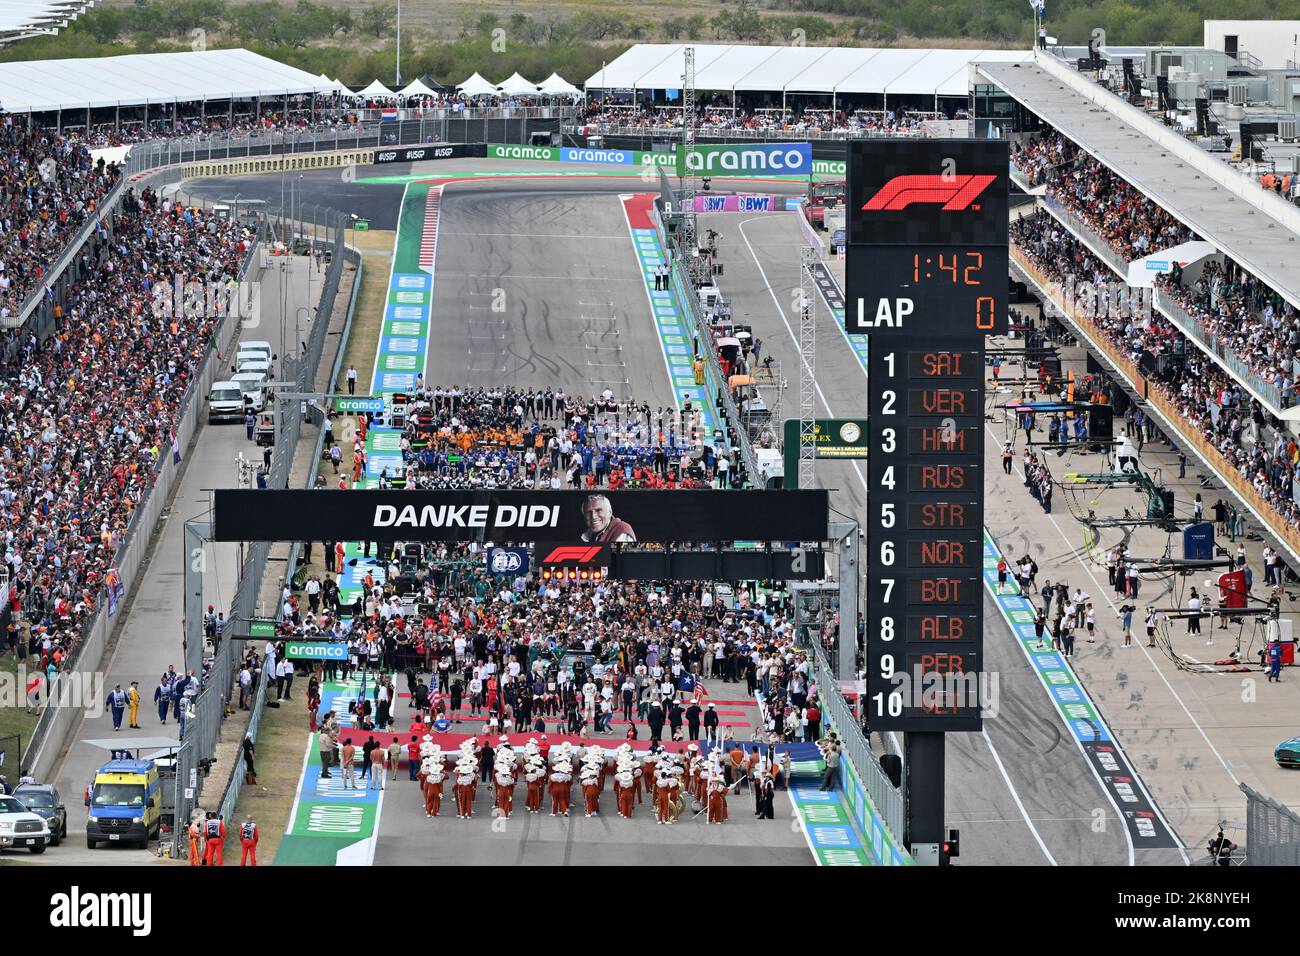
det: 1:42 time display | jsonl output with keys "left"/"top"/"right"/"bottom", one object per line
{"left": 912, "top": 250, "right": 985, "bottom": 284}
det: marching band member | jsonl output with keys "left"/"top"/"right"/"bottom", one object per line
{"left": 549, "top": 758, "right": 573, "bottom": 816}
{"left": 422, "top": 750, "right": 446, "bottom": 817}
{"left": 454, "top": 750, "right": 478, "bottom": 819}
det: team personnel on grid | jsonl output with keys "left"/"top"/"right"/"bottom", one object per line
{"left": 239, "top": 815, "right": 259, "bottom": 866}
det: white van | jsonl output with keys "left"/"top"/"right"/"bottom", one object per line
{"left": 239, "top": 340, "right": 273, "bottom": 362}
{"left": 231, "top": 371, "right": 267, "bottom": 411}
{"left": 208, "top": 381, "right": 246, "bottom": 423}
{"left": 236, "top": 358, "right": 273, "bottom": 382}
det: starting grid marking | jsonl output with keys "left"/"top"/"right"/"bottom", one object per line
{"left": 279, "top": 674, "right": 389, "bottom": 864}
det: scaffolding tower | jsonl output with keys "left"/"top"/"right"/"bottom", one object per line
{"left": 798, "top": 246, "right": 818, "bottom": 489}
{"left": 680, "top": 46, "right": 698, "bottom": 286}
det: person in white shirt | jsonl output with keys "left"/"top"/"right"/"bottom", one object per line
{"left": 275, "top": 657, "right": 294, "bottom": 700}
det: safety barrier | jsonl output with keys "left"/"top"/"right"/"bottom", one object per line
{"left": 178, "top": 148, "right": 378, "bottom": 181}
{"left": 171, "top": 210, "right": 357, "bottom": 855}
{"left": 1242, "top": 781, "right": 1300, "bottom": 866}
{"left": 805, "top": 639, "right": 910, "bottom": 861}
{"left": 1012, "top": 246, "right": 1300, "bottom": 564}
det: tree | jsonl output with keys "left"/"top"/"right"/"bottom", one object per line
{"left": 231, "top": 0, "right": 281, "bottom": 44}
{"left": 76, "top": 7, "right": 126, "bottom": 42}
{"left": 684, "top": 13, "right": 708, "bottom": 39}
{"left": 711, "top": 0, "right": 767, "bottom": 41}
{"left": 331, "top": 6, "right": 355, "bottom": 35}
{"left": 359, "top": 1, "right": 396, "bottom": 39}
{"left": 661, "top": 16, "right": 687, "bottom": 39}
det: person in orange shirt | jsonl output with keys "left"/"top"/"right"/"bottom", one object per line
{"left": 238, "top": 815, "right": 259, "bottom": 866}
{"left": 188, "top": 815, "right": 203, "bottom": 866}
{"left": 727, "top": 745, "right": 746, "bottom": 790}
{"left": 201, "top": 812, "right": 226, "bottom": 866}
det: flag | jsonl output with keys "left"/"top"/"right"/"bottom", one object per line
{"left": 172, "top": 434, "right": 181, "bottom": 465}
{"left": 380, "top": 106, "right": 398, "bottom": 122}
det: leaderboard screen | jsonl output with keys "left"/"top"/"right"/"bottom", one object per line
{"left": 867, "top": 341, "right": 985, "bottom": 730}
{"left": 852, "top": 139, "right": 1006, "bottom": 733}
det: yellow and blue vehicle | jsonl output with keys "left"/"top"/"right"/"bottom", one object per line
{"left": 85, "top": 759, "right": 162, "bottom": 849}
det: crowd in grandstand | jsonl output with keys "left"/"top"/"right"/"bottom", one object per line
{"left": 1012, "top": 132, "right": 1300, "bottom": 407}
{"left": 84, "top": 110, "right": 365, "bottom": 148}
{"left": 3, "top": 183, "right": 250, "bottom": 673}
{"left": 0, "top": 126, "right": 122, "bottom": 314}
{"left": 576, "top": 100, "right": 941, "bottom": 136}
{"left": 1011, "top": 209, "right": 1300, "bottom": 534}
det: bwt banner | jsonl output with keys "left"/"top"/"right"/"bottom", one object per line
{"left": 677, "top": 143, "right": 813, "bottom": 177}
{"left": 212, "top": 489, "right": 829, "bottom": 543}
{"left": 487, "top": 547, "right": 530, "bottom": 575}
{"left": 374, "top": 143, "right": 484, "bottom": 164}
{"left": 690, "top": 194, "right": 780, "bottom": 213}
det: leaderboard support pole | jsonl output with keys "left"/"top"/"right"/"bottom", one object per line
{"left": 905, "top": 731, "right": 945, "bottom": 865}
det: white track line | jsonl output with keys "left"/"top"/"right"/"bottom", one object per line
{"left": 981, "top": 729, "right": 1058, "bottom": 866}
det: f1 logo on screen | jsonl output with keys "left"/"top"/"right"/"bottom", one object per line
{"left": 848, "top": 140, "right": 1009, "bottom": 246}
{"left": 861, "top": 174, "right": 997, "bottom": 212}
{"left": 540, "top": 546, "right": 604, "bottom": 563}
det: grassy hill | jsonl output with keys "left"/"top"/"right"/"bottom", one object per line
{"left": 0, "top": 0, "right": 1296, "bottom": 86}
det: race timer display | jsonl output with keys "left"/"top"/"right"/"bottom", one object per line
{"left": 850, "top": 139, "right": 1007, "bottom": 733}
{"left": 845, "top": 140, "right": 1009, "bottom": 337}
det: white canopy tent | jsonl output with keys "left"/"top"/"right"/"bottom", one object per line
{"left": 457, "top": 72, "right": 498, "bottom": 98}
{"left": 496, "top": 72, "right": 539, "bottom": 96}
{"left": 398, "top": 78, "right": 442, "bottom": 99}
{"left": 358, "top": 79, "right": 396, "bottom": 99}
{"left": 536, "top": 72, "right": 583, "bottom": 97}
{"left": 0, "top": 48, "right": 340, "bottom": 113}
{"left": 585, "top": 43, "right": 1034, "bottom": 107}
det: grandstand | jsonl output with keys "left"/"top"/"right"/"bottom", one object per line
{"left": 0, "top": 48, "right": 340, "bottom": 132}
{"left": 977, "top": 48, "right": 1300, "bottom": 572}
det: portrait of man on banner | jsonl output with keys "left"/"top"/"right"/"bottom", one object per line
{"left": 579, "top": 494, "right": 636, "bottom": 543}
